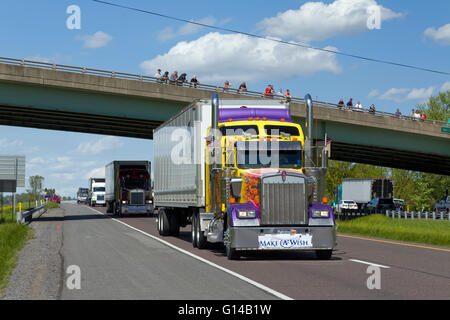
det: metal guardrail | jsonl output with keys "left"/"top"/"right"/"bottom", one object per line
{"left": 16, "top": 204, "right": 47, "bottom": 225}
{"left": 386, "top": 210, "right": 450, "bottom": 221}
{"left": 0, "top": 56, "right": 447, "bottom": 127}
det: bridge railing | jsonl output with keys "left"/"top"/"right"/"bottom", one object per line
{"left": 0, "top": 56, "right": 447, "bottom": 127}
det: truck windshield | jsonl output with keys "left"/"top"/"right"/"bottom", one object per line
{"left": 236, "top": 150, "right": 301, "bottom": 169}
{"left": 93, "top": 187, "right": 105, "bottom": 192}
{"left": 220, "top": 125, "right": 258, "bottom": 136}
{"left": 119, "top": 169, "right": 149, "bottom": 190}
{"left": 264, "top": 125, "right": 300, "bottom": 136}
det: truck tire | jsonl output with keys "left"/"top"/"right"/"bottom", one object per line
{"left": 195, "top": 211, "right": 207, "bottom": 249}
{"left": 191, "top": 214, "right": 198, "bottom": 248}
{"left": 170, "top": 210, "right": 180, "bottom": 236}
{"left": 315, "top": 250, "right": 332, "bottom": 260}
{"left": 225, "top": 241, "right": 240, "bottom": 260}
{"left": 106, "top": 202, "right": 112, "bottom": 214}
{"left": 159, "top": 209, "right": 171, "bottom": 236}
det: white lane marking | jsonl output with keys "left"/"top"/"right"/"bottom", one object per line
{"left": 83, "top": 205, "right": 293, "bottom": 300}
{"left": 349, "top": 259, "right": 390, "bottom": 269}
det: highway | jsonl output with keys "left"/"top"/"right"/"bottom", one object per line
{"left": 13, "top": 203, "right": 450, "bottom": 300}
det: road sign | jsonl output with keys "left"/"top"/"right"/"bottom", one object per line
{"left": 442, "top": 127, "right": 450, "bottom": 133}
{"left": 0, "top": 155, "right": 25, "bottom": 192}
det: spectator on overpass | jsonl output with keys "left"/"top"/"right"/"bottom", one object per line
{"left": 170, "top": 71, "right": 178, "bottom": 85}
{"left": 223, "top": 81, "right": 231, "bottom": 93}
{"left": 177, "top": 73, "right": 187, "bottom": 85}
{"left": 238, "top": 82, "right": 247, "bottom": 93}
{"left": 160, "top": 71, "right": 169, "bottom": 84}
{"left": 264, "top": 84, "right": 274, "bottom": 98}
{"left": 337, "top": 98, "right": 345, "bottom": 109}
{"left": 414, "top": 110, "right": 421, "bottom": 120}
{"left": 155, "top": 69, "right": 162, "bottom": 82}
{"left": 395, "top": 108, "right": 402, "bottom": 118}
{"left": 420, "top": 111, "right": 427, "bottom": 121}
{"left": 346, "top": 98, "right": 353, "bottom": 110}
{"left": 190, "top": 75, "right": 199, "bottom": 88}
{"left": 410, "top": 108, "right": 416, "bottom": 120}
{"left": 284, "top": 89, "right": 291, "bottom": 102}
{"left": 354, "top": 101, "right": 363, "bottom": 111}
{"left": 369, "top": 104, "right": 376, "bottom": 114}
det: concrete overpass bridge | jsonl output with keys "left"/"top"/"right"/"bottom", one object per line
{"left": 0, "top": 57, "right": 449, "bottom": 175}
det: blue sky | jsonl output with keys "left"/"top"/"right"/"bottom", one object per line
{"left": 0, "top": 0, "right": 449, "bottom": 196}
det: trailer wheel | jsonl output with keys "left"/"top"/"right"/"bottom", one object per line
{"left": 159, "top": 209, "right": 171, "bottom": 236}
{"left": 191, "top": 213, "right": 197, "bottom": 248}
{"left": 315, "top": 250, "right": 332, "bottom": 260}
{"left": 195, "top": 212, "right": 207, "bottom": 249}
{"left": 170, "top": 210, "right": 180, "bottom": 236}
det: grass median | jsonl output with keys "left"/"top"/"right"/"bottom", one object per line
{"left": 0, "top": 223, "right": 33, "bottom": 293}
{"left": 0, "top": 201, "right": 58, "bottom": 294}
{"left": 337, "top": 214, "right": 450, "bottom": 247}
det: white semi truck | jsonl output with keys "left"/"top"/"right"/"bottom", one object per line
{"left": 88, "top": 177, "right": 106, "bottom": 207}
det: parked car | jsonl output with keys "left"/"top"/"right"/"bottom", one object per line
{"left": 434, "top": 191, "right": 450, "bottom": 213}
{"left": 393, "top": 198, "right": 406, "bottom": 211}
{"left": 51, "top": 195, "right": 61, "bottom": 204}
{"left": 336, "top": 200, "right": 358, "bottom": 213}
{"left": 366, "top": 198, "right": 395, "bottom": 213}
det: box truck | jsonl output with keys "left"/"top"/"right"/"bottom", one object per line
{"left": 153, "top": 94, "right": 336, "bottom": 260}
{"left": 341, "top": 178, "right": 394, "bottom": 210}
{"left": 88, "top": 178, "right": 105, "bottom": 207}
{"left": 105, "top": 161, "right": 153, "bottom": 216}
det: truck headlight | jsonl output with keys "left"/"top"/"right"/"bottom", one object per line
{"left": 312, "top": 210, "right": 329, "bottom": 218}
{"left": 146, "top": 200, "right": 153, "bottom": 204}
{"left": 237, "top": 210, "right": 256, "bottom": 219}
{"left": 122, "top": 200, "right": 127, "bottom": 204}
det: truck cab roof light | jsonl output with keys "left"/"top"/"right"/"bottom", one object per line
{"left": 248, "top": 117, "right": 253, "bottom": 120}
{"left": 228, "top": 118, "right": 233, "bottom": 122}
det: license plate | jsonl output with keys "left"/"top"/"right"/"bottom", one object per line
{"left": 258, "top": 233, "right": 313, "bottom": 249}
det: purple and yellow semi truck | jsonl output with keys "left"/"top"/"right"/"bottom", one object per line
{"left": 153, "top": 94, "right": 336, "bottom": 259}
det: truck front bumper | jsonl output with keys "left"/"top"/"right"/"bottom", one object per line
{"left": 121, "top": 204, "right": 154, "bottom": 214}
{"left": 229, "top": 226, "right": 337, "bottom": 250}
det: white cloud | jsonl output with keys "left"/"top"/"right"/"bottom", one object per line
{"left": 141, "top": 32, "right": 341, "bottom": 82}
{"left": 77, "top": 31, "right": 113, "bottom": 49}
{"left": 257, "top": 0, "right": 402, "bottom": 42}
{"left": 0, "top": 138, "right": 24, "bottom": 149}
{"left": 368, "top": 89, "right": 379, "bottom": 98}
{"left": 157, "top": 16, "right": 229, "bottom": 42}
{"left": 424, "top": 23, "right": 450, "bottom": 46}
{"left": 76, "top": 136, "right": 123, "bottom": 155}
{"left": 85, "top": 167, "right": 105, "bottom": 179}
{"left": 50, "top": 173, "right": 77, "bottom": 181}
{"left": 379, "top": 86, "right": 434, "bottom": 103}
{"left": 440, "top": 81, "right": 450, "bottom": 92}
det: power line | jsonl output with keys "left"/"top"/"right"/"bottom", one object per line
{"left": 92, "top": 0, "right": 450, "bottom": 76}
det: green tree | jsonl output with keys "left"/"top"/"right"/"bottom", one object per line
{"left": 28, "top": 175, "right": 44, "bottom": 201}
{"left": 416, "top": 90, "right": 450, "bottom": 121}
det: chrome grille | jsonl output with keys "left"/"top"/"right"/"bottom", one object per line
{"left": 97, "top": 195, "right": 104, "bottom": 201}
{"left": 261, "top": 175, "right": 306, "bottom": 225}
{"left": 130, "top": 192, "right": 145, "bottom": 205}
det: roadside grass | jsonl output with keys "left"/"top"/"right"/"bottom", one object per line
{"left": 0, "top": 223, "right": 33, "bottom": 294}
{"left": 337, "top": 214, "right": 450, "bottom": 247}
{"left": 45, "top": 202, "right": 60, "bottom": 210}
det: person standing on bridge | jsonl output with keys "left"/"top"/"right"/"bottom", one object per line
{"left": 346, "top": 98, "right": 353, "bottom": 110}
{"left": 223, "top": 81, "right": 231, "bottom": 93}
{"left": 238, "top": 82, "right": 247, "bottom": 93}
{"left": 369, "top": 104, "right": 376, "bottom": 114}
{"left": 190, "top": 75, "right": 199, "bottom": 88}
{"left": 161, "top": 71, "right": 169, "bottom": 84}
{"left": 155, "top": 69, "right": 162, "bottom": 81}
{"left": 284, "top": 89, "right": 291, "bottom": 102}
{"left": 337, "top": 98, "right": 345, "bottom": 110}
{"left": 170, "top": 71, "right": 178, "bottom": 85}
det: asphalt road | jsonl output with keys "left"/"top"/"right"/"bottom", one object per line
{"left": 57, "top": 203, "right": 280, "bottom": 300}
{"left": 89, "top": 204, "right": 450, "bottom": 300}
{"left": 8, "top": 203, "right": 449, "bottom": 300}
